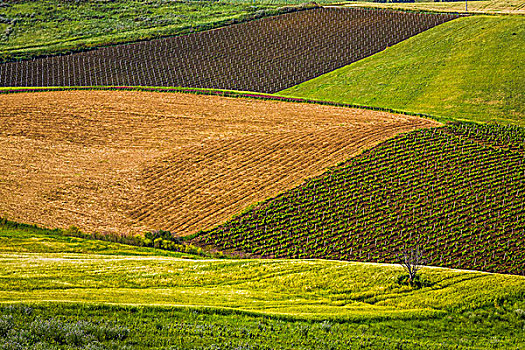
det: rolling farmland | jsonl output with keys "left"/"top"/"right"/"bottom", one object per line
{"left": 0, "top": 90, "right": 438, "bottom": 237}
{"left": 280, "top": 16, "right": 525, "bottom": 125}
{"left": 194, "top": 123, "right": 525, "bottom": 275}
{"left": 0, "top": 0, "right": 285, "bottom": 63}
{"left": 0, "top": 8, "right": 460, "bottom": 93}
{"left": 0, "top": 2, "right": 524, "bottom": 348}
{"left": 0, "top": 223, "right": 524, "bottom": 349}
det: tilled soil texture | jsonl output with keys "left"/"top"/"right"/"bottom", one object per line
{"left": 0, "top": 90, "right": 440, "bottom": 236}
{"left": 195, "top": 124, "right": 525, "bottom": 274}
{"left": 0, "top": 8, "right": 460, "bottom": 93}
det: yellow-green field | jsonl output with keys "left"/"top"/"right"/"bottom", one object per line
{"left": 0, "top": 222, "right": 524, "bottom": 349}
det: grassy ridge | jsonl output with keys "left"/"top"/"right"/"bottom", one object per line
{"left": 195, "top": 123, "right": 525, "bottom": 274}
{"left": 1, "top": 223, "right": 525, "bottom": 348}
{"left": 1, "top": 220, "right": 524, "bottom": 319}
{"left": 0, "top": 0, "right": 325, "bottom": 63}
{"left": 0, "top": 219, "right": 201, "bottom": 258}
{"left": 280, "top": 16, "right": 525, "bottom": 126}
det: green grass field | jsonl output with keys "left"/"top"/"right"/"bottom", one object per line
{"left": 1, "top": 221, "right": 524, "bottom": 348}
{"left": 1, "top": 3, "right": 524, "bottom": 348}
{"left": 0, "top": 0, "right": 329, "bottom": 63}
{"left": 279, "top": 15, "right": 525, "bottom": 126}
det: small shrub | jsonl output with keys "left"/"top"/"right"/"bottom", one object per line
{"left": 319, "top": 320, "right": 332, "bottom": 333}
{"left": 397, "top": 274, "right": 432, "bottom": 289}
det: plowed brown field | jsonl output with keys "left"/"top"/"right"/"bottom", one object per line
{"left": 0, "top": 90, "right": 440, "bottom": 236}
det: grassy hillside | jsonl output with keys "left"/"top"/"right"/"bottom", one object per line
{"left": 280, "top": 16, "right": 525, "bottom": 126}
{"left": 194, "top": 122, "right": 525, "bottom": 275}
{"left": 343, "top": 0, "right": 525, "bottom": 14}
{"left": 0, "top": 219, "right": 201, "bottom": 258}
{"left": 0, "top": 0, "right": 326, "bottom": 63}
{"left": 0, "top": 222, "right": 524, "bottom": 348}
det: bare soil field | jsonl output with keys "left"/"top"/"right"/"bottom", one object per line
{"left": 0, "top": 90, "right": 440, "bottom": 236}
{"left": 0, "top": 8, "right": 459, "bottom": 93}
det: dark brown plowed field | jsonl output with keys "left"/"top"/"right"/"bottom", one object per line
{"left": 0, "top": 90, "right": 440, "bottom": 237}
{"left": 0, "top": 8, "right": 460, "bottom": 93}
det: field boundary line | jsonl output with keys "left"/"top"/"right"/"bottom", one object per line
{"left": 328, "top": 3, "right": 524, "bottom": 16}
{"left": 0, "top": 85, "right": 450, "bottom": 123}
{"left": 0, "top": 3, "right": 322, "bottom": 64}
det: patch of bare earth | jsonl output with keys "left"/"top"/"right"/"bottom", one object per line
{"left": 0, "top": 90, "right": 441, "bottom": 236}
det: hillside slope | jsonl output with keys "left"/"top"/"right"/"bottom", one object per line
{"left": 0, "top": 0, "right": 286, "bottom": 63}
{"left": 0, "top": 8, "right": 459, "bottom": 92}
{"left": 343, "top": 0, "right": 525, "bottom": 14}
{"left": 0, "top": 222, "right": 524, "bottom": 349}
{"left": 280, "top": 16, "right": 525, "bottom": 125}
{"left": 0, "top": 90, "right": 438, "bottom": 237}
{"left": 194, "top": 123, "right": 525, "bottom": 275}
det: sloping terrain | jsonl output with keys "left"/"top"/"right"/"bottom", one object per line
{"left": 194, "top": 123, "right": 525, "bottom": 275}
{"left": 280, "top": 16, "right": 525, "bottom": 125}
{"left": 0, "top": 0, "right": 285, "bottom": 62}
{"left": 0, "top": 8, "right": 460, "bottom": 92}
{"left": 0, "top": 222, "right": 524, "bottom": 349}
{"left": 344, "top": 0, "right": 525, "bottom": 14}
{"left": 0, "top": 90, "right": 439, "bottom": 237}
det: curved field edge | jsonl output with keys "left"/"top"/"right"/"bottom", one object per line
{"left": 279, "top": 15, "right": 525, "bottom": 126}
{"left": 193, "top": 122, "right": 525, "bottom": 275}
{"left": 0, "top": 86, "right": 449, "bottom": 123}
{"left": 0, "top": 8, "right": 460, "bottom": 93}
{"left": 338, "top": 1, "right": 525, "bottom": 15}
{"left": 0, "top": 1, "right": 321, "bottom": 63}
{"left": 1, "top": 225, "right": 524, "bottom": 320}
{"left": 1, "top": 222, "right": 524, "bottom": 348}
{"left": 0, "top": 89, "right": 440, "bottom": 237}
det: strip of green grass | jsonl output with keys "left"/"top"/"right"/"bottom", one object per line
{"left": 0, "top": 0, "right": 327, "bottom": 63}
{"left": 1, "top": 223, "right": 524, "bottom": 348}
{"left": 279, "top": 16, "right": 525, "bottom": 126}
{"left": 0, "top": 220, "right": 200, "bottom": 258}
{"left": 1, "top": 223, "right": 524, "bottom": 320}
{"left": 0, "top": 302, "right": 524, "bottom": 349}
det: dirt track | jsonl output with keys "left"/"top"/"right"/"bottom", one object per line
{"left": 0, "top": 90, "right": 441, "bottom": 236}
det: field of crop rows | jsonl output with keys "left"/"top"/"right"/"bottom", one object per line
{"left": 0, "top": 90, "right": 438, "bottom": 237}
{"left": 194, "top": 123, "right": 525, "bottom": 275}
{"left": 0, "top": 8, "right": 460, "bottom": 93}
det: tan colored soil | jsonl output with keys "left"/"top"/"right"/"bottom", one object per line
{"left": 0, "top": 90, "right": 441, "bottom": 236}
{"left": 341, "top": 1, "right": 525, "bottom": 14}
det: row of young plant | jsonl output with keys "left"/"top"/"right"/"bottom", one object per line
{"left": 194, "top": 123, "right": 525, "bottom": 274}
{"left": 0, "top": 8, "right": 460, "bottom": 92}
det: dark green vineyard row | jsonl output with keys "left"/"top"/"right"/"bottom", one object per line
{"left": 193, "top": 123, "right": 525, "bottom": 275}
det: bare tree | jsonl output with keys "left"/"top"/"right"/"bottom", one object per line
{"left": 400, "top": 247, "right": 426, "bottom": 284}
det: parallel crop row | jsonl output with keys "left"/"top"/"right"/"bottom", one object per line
{"left": 0, "top": 8, "right": 460, "bottom": 93}
{"left": 194, "top": 123, "right": 525, "bottom": 275}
